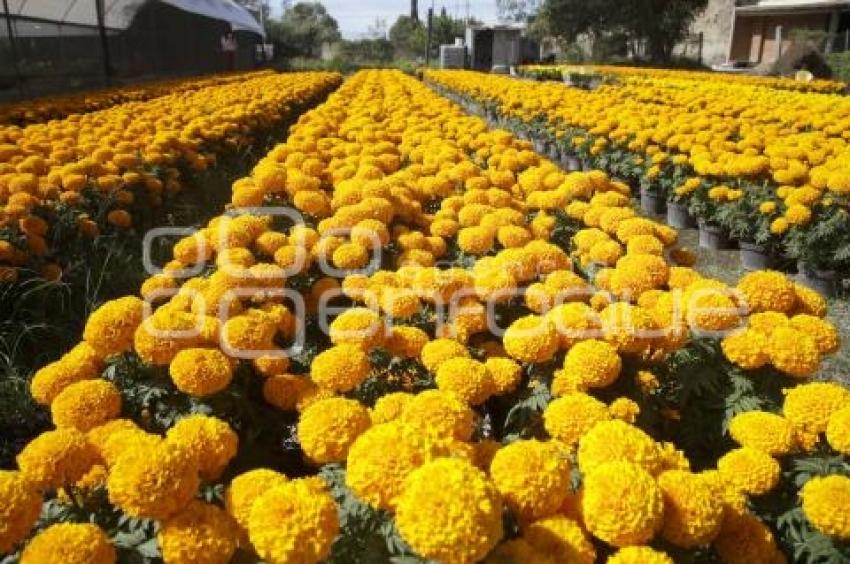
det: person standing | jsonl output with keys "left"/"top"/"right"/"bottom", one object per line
{"left": 221, "top": 31, "right": 238, "bottom": 71}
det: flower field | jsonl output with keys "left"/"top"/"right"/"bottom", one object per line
{"left": 427, "top": 69, "right": 850, "bottom": 282}
{"left": 519, "top": 65, "right": 847, "bottom": 94}
{"left": 1, "top": 68, "right": 849, "bottom": 563}
{"left": 0, "top": 70, "right": 276, "bottom": 127}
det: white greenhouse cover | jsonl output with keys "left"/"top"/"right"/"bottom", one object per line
{"left": 4, "top": 0, "right": 263, "bottom": 34}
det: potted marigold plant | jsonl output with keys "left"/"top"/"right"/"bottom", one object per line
{"left": 687, "top": 183, "right": 736, "bottom": 250}
{"left": 714, "top": 183, "right": 785, "bottom": 270}
{"left": 784, "top": 201, "right": 850, "bottom": 296}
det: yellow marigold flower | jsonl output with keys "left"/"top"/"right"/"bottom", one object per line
{"left": 556, "top": 339, "right": 622, "bottom": 392}
{"left": 609, "top": 397, "right": 640, "bottom": 423}
{"left": 82, "top": 296, "right": 144, "bottom": 357}
{"left": 369, "top": 392, "right": 412, "bottom": 424}
{"left": 577, "top": 419, "right": 662, "bottom": 476}
{"left": 667, "top": 266, "right": 701, "bottom": 289}
{"left": 435, "top": 357, "right": 494, "bottom": 405}
{"left": 800, "top": 475, "right": 850, "bottom": 540}
{"left": 721, "top": 329, "right": 769, "bottom": 370}
{"left": 747, "top": 311, "right": 789, "bottom": 335}
{"left": 310, "top": 343, "right": 371, "bottom": 392}
{"left": 657, "top": 470, "right": 723, "bottom": 548}
{"left": 503, "top": 315, "right": 560, "bottom": 364}
{"left": 168, "top": 348, "right": 234, "bottom": 397}
{"left": 224, "top": 468, "right": 288, "bottom": 534}
{"left": 607, "top": 546, "right": 674, "bottom": 564}
{"left": 252, "top": 354, "right": 290, "bottom": 378}
{"left": 485, "top": 357, "right": 522, "bottom": 395}
{"left": 784, "top": 204, "right": 812, "bottom": 225}
{"left": 600, "top": 303, "right": 658, "bottom": 355}
{"left": 792, "top": 282, "right": 827, "bottom": 317}
{"left": 346, "top": 421, "right": 434, "bottom": 511}
{"left": 767, "top": 325, "right": 820, "bottom": 378}
{"left": 400, "top": 389, "right": 475, "bottom": 441}
{"left": 713, "top": 511, "right": 785, "bottom": 564}
{"left": 396, "top": 458, "right": 502, "bottom": 564}
{"left": 588, "top": 240, "right": 623, "bottom": 266}
{"left": 522, "top": 515, "right": 594, "bottom": 563}
{"left": 248, "top": 478, "right": 339, "bottom": 564}
{"left": 485, "top": 539, "right": 553, "bottom": 564}
{"left": 783, "top": 382, "right": 850, "bottom": 434}
{"left": 158, "top": 500, "right": 238, "bottom": 564}
{"left": 297, "top": 396, "right": 371, "bottom": 464}
{"left": 30, "top": 343, "right": 101, "bottom": 405}
{"left": 789, "top": 314, "right": 840, "bottom": 354}
{"left": 221, "top": 312, "right": 277, "bottom": 353}
{"left": 329, "top": 307, "right": 385, "bottom": 350}
{"left": 17, "top": 428, "right": 99, "bottom": 490}
{"left": 458, "top": 225, "right": 495, "bottom": 255}
{"left": 134, "top": 309, "right": 212, "bottom": 366}
{"left": 262, "top": 374, "right": 312, "bottom": 411}
{"left": 582, "top": 461, "right": 664, "bottom": 547}
{"left": 736, "top": 270, "right": 797, "bottom": 314}
{"left": 716, "top": 447, "right": 780, "bottom": 496}
{"left": 420, "top": 338, "right": 470, "bottom": 372}
{"left": 826, "top": 406, "right": 850, "bottom": 456}
{"left": 543, "top": 393, "right": 609, "bottom": 447}
{"left": 490, "top": 439, "right": 571, "bottom": 521}
{"left": 759, "top": 201, "right": 777, "bottom": 214}
{"left": 107, "top": 441, "right": 199, "bottom": 520}
{"left": 50, "top": 379, "right": 121, "bottom": 432}
{"left": 21, "top": 523, "right": 115, "bottom": 564}
{"left": 769, "top": 217, "right": 789, "bottom": 235}
{"left": 166, "top": 415, "right": 238, "bottom": 481}
{"left": 728, "top": 411, "right": 795, "bottom": 456}
{"left": 0, "top": 470, "right": 42, "bottom": 553}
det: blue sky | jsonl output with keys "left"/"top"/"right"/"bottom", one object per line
{"left": 271, "top": 1, "right": 501, "bottom": 39}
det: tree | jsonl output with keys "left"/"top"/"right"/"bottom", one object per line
{"left": 267, "top": 2, "right": 341, "bottom": 58}
{"left": 537, "top": 0, "right": 708, "bottom": 63}
{"left": 496, "top": 0, "right": 542, "bottom": 23}
{"left": 367, "top": 17, "right": 388, "bottom": 39}
{"left": 389, "top": 16, "right": 427, "bottom": 59}
{"left": 339, "top": 38, "right": 395, "bottom": 64}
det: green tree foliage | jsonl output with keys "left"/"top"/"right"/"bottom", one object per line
{"left": 338, "top": 39, "right": 396, "bottom": 65}
{"left": 389, "top": 16, "right": 427, "bottom": 59}
{"left": 267, "top": 2, "right": 342, "bottom": 57}
{"left": 499, "top": 0, "right": 708, "bottom": 63}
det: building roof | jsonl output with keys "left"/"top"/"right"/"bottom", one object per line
{"left": 3, "top": 0, "right": 263, "bottom": 34}
{"left": 736, "top": 0, "right": 850, "bottom": 14}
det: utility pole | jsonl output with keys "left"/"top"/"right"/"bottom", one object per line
{"left": 425, "top": 7, "right": 434, "bottom": 67}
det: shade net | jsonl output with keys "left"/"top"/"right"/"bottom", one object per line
{"left": 0, "top": 0, "right": 263, "bottom": 101}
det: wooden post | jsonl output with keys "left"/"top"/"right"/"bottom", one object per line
{"left": 94, "top": 0, "right": 112, "bottom": 83}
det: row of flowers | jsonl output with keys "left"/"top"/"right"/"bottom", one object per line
{"left": 518, "top": 64, "right": 847, "bottom": 94}
{"left": 2, "top": 69, "right": 848, "bottom": 563}
{"left": 0, "top": 71, "right": 342, "bottom": 283}
{"left": 425, "top": 69, "right": 850, "bottom": 280}
{"left": 0, "top": 70, "right": 276, "bottom": 127}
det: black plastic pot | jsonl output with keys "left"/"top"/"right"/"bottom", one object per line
{"left": 561, "top": 154, "right": 582, "bottom": 171}
{"left": 739, "top": 241, "right": 774, "bottom": 271}
{"left": 698, "top": 223, "right": 733, "bottom": 250}
{"left": 666, "top": 201, "right": 696, "bottom": 229}
{"left": 796, "top": 261, "right": 839, "bottom": 297}
{"left": 640, "top": 187, "right": 666, "bottom": 216}
{"left": 533, "top": 139, "right": 547, "bottom": 154}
